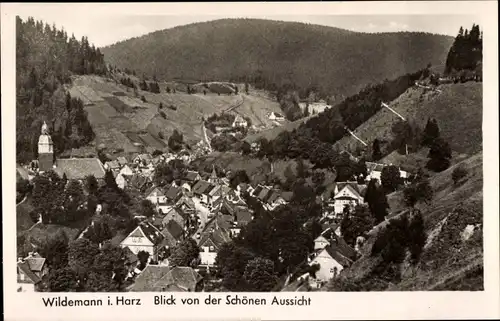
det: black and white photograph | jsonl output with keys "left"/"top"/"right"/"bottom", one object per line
{"left": 3, "top": 3, "right": 497, "bottom": 313}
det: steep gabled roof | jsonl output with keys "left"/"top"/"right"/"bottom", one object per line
{"left": 146, "top": 186, "right": 165, "bottom": 198}
{"left": 165, "top": 220, "right": 184, "bottom": 240}
{"left": 152, "top": 267, "right": 202, "bottom": 292}
{"left": 55, "top": 158, "right": 106, "bottom": 180}
{"left": 126, "top": 222, "right": 164, "bottom": 245}
{"left": 235, "top": 208, "right": 253, "bottom": 226}
{"left": 192, "top": 180, "right": 215, "bottom": 195}
{"left": 17, "top": 261, "right": 41, "bottom": 284}
{"left": 165, "top": 185, "right": 182, "bottom": 201}
{"left": 185, "top": 170, "right": 201, "bottom": 182}
{"left": 129, "top": 265, "right": 171, "bottom": 291}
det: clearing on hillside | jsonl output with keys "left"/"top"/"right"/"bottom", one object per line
{"left": 334, "top": 82, "right": 482, "bottom": 155}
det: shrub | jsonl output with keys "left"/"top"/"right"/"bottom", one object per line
{"left": 452, "top": 165, "right": 468, "bottom": 186}
{"left": 141, "top": 95, "right": 147, "bottom": 102}
{"left": 160, "top": 111, "right": 166, "bottom": 119}
{"left": 158, "top": 132, "right": 164, "bottom": 139}
{"left": 403, "top": 178, "right": 433, "bottom": 208}
{"left": 168, "top": 104, "right": 177, "bottom": 111}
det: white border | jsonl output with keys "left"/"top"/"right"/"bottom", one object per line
{"left": 2, "top": 2, "right": 499, "bottom": 320}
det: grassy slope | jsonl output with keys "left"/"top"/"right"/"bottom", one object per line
{"left": 334, "top": 82, "right": 483, "bottom": 155}
{"left": 67, "top": 75, "right": 282, "bottom": 155}
{"left": 323, "top": 152, "right": 483, "bottom": 291}
{"left": 102, "top": 18, "right": 453, "bottom": 99}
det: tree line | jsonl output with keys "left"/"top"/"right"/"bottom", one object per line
{"left": 445, "top": 24, "right": 482, "bottom": 75}
{"left": 16, "top": 16, "right": 107, "bottom": 163}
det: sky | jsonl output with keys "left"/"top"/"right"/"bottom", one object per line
{"left": 14, "top": 7, "right": 481, "bottom": 48}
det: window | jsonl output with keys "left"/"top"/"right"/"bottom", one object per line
{"left": 209, "top": 246, "right": 215, "bottom": 252}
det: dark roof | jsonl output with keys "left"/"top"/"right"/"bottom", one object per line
{"left": 123, "top": 247, "right": 138, "bottom": 265}
{"left": 164, "top": 207, "right": 189, "bottom": 222}
{"left": 152, "top": 267, "right": 202, "bottom": 292}
{"left": 54, "top": 158, "right": 106, "bottom": 180}
{"left": 165, "top": 185, "right": 182, "bottom": 201}
{"left": 165, "top": 220, "right": 184, "bottom": 240}
{"left": 235, "top": 208, "right": 253, "bottom": 226}
{"left": 257, "top": 187, "right": 271, "bottom": 202}
{"left": 281, "top": 191, "right": 294, "bottom": 202}
{"left": 334, "top": 181, "right": 367, "bottom": 198}
{"left": 129, "top": 265, "right": 171, "bottom": 291}
{"left": 134, "top": 222, "right": 164, "bottom": 245}
{"left": 266, "top": 191, "right": 281, "bottom": 204}
{"left": 17, "top": 261, "right": 41, "bottom": 284}
{"left": 186, "top": 171, "right": 199, "bottom": 182}
{"left": 192, "top": 180, "right": 215, "bottom": 195}
{"left": 127, "top": 174, "right": 149, "bottom": 189}
{"left": 176, "top": 196, "right": 196, "bottom": 210}
{"left": 38, "top": 153, "right": 54, "bottom": 172}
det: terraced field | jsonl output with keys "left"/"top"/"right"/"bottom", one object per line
{"left": 68, "top": 75, "right": 284, "bottom": 153}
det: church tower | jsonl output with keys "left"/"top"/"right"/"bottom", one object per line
{"left": 38, "top": 121, "right": 54, "bottom": 172}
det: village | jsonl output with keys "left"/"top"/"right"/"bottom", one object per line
{"left": 16, "top": 119, "right": 411, "bottom": 293}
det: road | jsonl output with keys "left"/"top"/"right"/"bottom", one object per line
{"left": 191, "top": 197, "right": 211, "bottom": 241}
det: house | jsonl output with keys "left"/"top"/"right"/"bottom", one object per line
{"left": 230, "top": 207, "right": 253, "bottom": 237}
{"left": 120, "top": 222, "right": 165, "bottom": 261}
{"left": 192, "top": 180, "right": 216, "bottom": 204}
{"left": 265, "top": 191, "right": 289, "bottom": 211}
{"left": 115, "top": 173, "right": 127, "bottom": 189}
{"left": 129, "top": 265, "right": 203, "bottom": 292}
{"left": 185, "top": 170, "right": 201, "bottom": 185}
{"left": 126, "top": 174, "right": 151, "bottom": 192}
{"left": 309, "top": 239, "right": 357, "bottom": 286}
{"left": 327, "top": 182, "right": 367, "bottom": 215}
{"left": 366, "top": 162, "right": 410, "bottom": 182}
{"left": 268, "top": 112, "right": 285, "bottom": 121}
{"left": 117, "top": 156, "right": 129, "bottom": 167}
{"left": 314, "top": 226, "right": 343, "bottom": 250}
{"left": 119, "top": 164, "right": 134, "bottom": 177}
{"left": 17, "top": 252, "right": 48, "bottom": 292}
{"left": 160, "top": 220, "right": 185, "bottom": 249}
{"left": 104, "top": 160, "right": 120, "bottom": 172}
{"left": 146, "top": 187, "right": 168, "bottom": 209}
{"left": 175, "top": 196, "right": 196, "bottom": 214}
{"left": 162, "top": 207, "right": 189, "bottom": 229}
{"left": 198, "top": 218, "right": 232, "bottom": 266}
{"left": 165, "top": 185, "right": 183, "bottom": 204}
{"left": 232, "top": 115, "right": 248, "bottom": 128}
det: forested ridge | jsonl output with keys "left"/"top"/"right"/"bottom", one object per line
{"left": 16, "top": 16, "right": 107, "bottom": 163}
{"left": 102, "top": 18, "right": 453, "bottom": 101}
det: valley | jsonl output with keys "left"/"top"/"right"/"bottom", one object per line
{"left": 15, "top": 16, "right": 485, "bottom": 295}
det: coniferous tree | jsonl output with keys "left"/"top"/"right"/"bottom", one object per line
{"left": 426, "top": 138, "right": 452, "bottom": 172}
{"left": 372, "top": 139, "right": 383, "bottom": 161}
{"left": 421, "top": 118, "right": 440, "bottom": 147}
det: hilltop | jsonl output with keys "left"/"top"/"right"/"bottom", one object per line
{"left": 102, "top": 18, "right": 453, "bottom": 99}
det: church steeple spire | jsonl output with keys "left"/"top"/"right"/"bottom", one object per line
{"left": 38, "top": 121, "right": 54, "bottom": 172}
